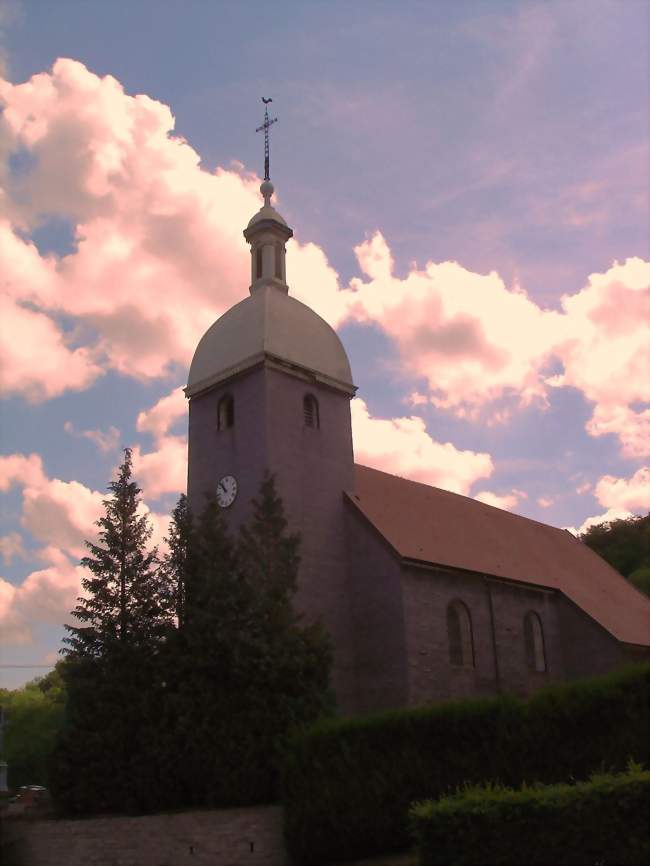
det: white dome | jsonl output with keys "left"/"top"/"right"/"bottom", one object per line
{"left": 187, "top": 286, "right": 354, "bottom": 396}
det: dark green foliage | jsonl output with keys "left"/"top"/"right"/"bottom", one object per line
{"left": 580, "top": 513, "right": 650, "bottom": 579}
{"left": 160, "top": 477, "right": 333, "bottom": 810}
{"left": 52, "top": 450, "right": 175, "bottom": 814}
{"left": 51, "top": 473, "right": 333, "bottom": 817}
{"left": 49, "top": 645, "right": 166, "bottom": 815}
{"left": 283, "top": 664, "right": 650, "bottom": 865}
{"left": 410, "top": 764, "right": 650, "bottom": 866}
{"left": 64, "top": 448, "right": 171, "bottom": 655}
{"left": 160, "top": 493, "right": 193, "bottom": 626}
{"left": 629, "top": 566, "right": 650, "bottom": 598}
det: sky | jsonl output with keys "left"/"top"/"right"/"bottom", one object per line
{"left": 0, "top": 0, "right": 648, "bottom": 687}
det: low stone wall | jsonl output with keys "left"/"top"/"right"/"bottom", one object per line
{"left": 1, "top": 804, "right": 286, "bottom": 866}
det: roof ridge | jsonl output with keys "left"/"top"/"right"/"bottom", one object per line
{"left": 353, "top": 462, "right": 569, "bottom": 535}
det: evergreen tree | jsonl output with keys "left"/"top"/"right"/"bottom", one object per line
{"left": 161, "top": 493, "right": 194, "bottom": 628}
{"left": 234, "top": 473, "right": 334, "bottom": 753}
{"left": 64, "top": 448, "right": 169, "bottom": 656}
{"left": 52, "top": 450, "right": 173, "bottom": 815}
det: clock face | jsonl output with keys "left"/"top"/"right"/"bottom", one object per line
{"left": 216, "top": 475, "right": 238, "bottom": 508}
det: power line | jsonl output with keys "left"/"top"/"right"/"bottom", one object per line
{"left": 0, "top": 664, "right": 56, "bottom": 669}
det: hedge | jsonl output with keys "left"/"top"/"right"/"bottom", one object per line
{"left": 410, "top": 764, "right": 650, "bottom": 866}
{"left": 282, "top": 664, "right": 650, "bottom": 864}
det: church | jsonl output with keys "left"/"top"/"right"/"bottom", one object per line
{"left": 184, "top": 169, "right": 650, "bottom": 716}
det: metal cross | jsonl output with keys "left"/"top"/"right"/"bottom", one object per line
{"left": 256, "top": 97, "right": 277, "bottom": 181}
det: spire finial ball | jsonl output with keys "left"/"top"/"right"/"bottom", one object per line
{"left": 260, "top": 179, "right": 274, "bottom": 206}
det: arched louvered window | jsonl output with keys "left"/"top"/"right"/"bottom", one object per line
{"left": 255, "top": 246, "right": 263, "bottom": 280}
{"left": 447, "top": 601, "right": 474, "bottom": 668}
{"left": 303, "top": 394, "right": 320, "bottom": 429}
{"left": 217, "top": 395, "right": 234, "bottom": 431}
{"left": 275, "top": 242, "right": 283, "bottom": 279}
{"left": 524, "top": 611, "right": 546, "bottom": 672}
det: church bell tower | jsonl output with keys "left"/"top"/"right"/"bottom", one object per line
{"left": 185, "top": 101, "right": 358, "bottom": 709}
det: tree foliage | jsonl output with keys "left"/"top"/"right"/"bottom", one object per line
{"left": 0, "top": 665, "right": 67, "bottom": 789}
{"left": 51, "top": 468, "right": 333, "bottom": 816}
{"left": 64, "top": 448, "right": 170, "bottom": 656}
{"left": 580, "top": 513, "right": 650, "bottom": 593}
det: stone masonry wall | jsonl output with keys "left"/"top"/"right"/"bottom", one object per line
{"left": 2, "top": 805, "right": 286, "bottom": 866}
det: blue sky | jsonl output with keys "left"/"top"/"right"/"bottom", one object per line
{"left": 1, "top": 0, "right": 648, "bottom": 687}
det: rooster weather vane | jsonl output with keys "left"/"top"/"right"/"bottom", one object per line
{"left": 256, "top": 97, "right": 277, "bottom": 182}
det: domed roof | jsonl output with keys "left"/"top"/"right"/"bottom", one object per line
{"left": 186, "top": 286, "right": 354, "bottom": 397}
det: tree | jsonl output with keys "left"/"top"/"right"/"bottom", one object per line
{"left": 160, "top": 493, "right": 194, "bottom": 628}
{"left": 161, "top": 476, "right": 333, "bottom": 809}
{"left": 64, "top": 448, "right": 170, "bottom": 655}
{"left": 52, "top": 450, "right": 174, "bottom": 815}
{"left": 0, "top": 678, "right": 65, "bottom": 790}
{"left": 580, "top": 514, "right": 650, "bottom": 583}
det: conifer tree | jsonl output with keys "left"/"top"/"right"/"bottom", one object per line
{"left": 64, "top": 448, "right": 169, "bottom": 656}
{"left": 52, "top": 450, "right": 173, "bottom": 815}
{"left": 161, "top": 493, "right": 194, "bottom": 628}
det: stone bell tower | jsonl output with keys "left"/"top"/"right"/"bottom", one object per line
{"left": 185, "top": 107, "right": 358, "bottom": 709}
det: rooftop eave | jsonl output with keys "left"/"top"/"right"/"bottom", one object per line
{"left": 185, "top": 350, "right": 357, "bottom": 399}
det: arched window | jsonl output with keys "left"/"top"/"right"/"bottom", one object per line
{"left": 303, "top": 394, "right": 320, "bottom": 429}
{"left": 524, "top": 611, "right": 546, "bottom": 672}
{"left": 255, "top": 246, "right": 263, "bottom": 280}
{"left": 275, "top": 242, "right": 283, "bottom": 279}
{"left": 447, "top": 601, "right": 474, "bottom": 668}
{"left": 217, "top": 394, "right": 234, "bottom": 431}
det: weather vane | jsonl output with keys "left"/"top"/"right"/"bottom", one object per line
{"left": 256, "top": 97, "right": 277, "bottom": 182}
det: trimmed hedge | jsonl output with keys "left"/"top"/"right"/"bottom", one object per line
{"left": 283, "top": 664, "right": 650, "bottom": 864}
{"left": 410, "top": 764, "right": 650, "bottom": 866}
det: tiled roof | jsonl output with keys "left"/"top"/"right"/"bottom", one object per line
{"left": 348, "top": 464, "right": 650, "bottom": 647}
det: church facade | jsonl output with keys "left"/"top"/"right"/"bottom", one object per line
{"left": 185, "top": 177, "right": 650, "bottom": 715}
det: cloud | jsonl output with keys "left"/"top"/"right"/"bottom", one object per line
{"left": 132, "top": 387, "right": 187, "bottom": 500}
{"left": 0, "top": 531, "right": 27, "bottom": 564}
{"left": 475, "top": 489, "right": 525, "bottom": 511}
{"left": 594, "top": 467, "right": 649, "bottom": 513}
{"left": 0, "top": 449, "right": 168, "bottom": 645}
{"left": 351, "top": 398, "right": 493, "bottom": 494}
{"left": 64, "top": 421, "right": 121, "bottom": 453}
{"left": 0, "top": 562, "right": 85, "bottom": 647}
{"left": 1, "top": 58, "right": 261, "bottom": 394}
{"left": 0, "top": 452, "right": 104, "bottom": 562}
{"left": 2, "top": 59, "right": 647, "bottom": 467}
{"left": 136, "top": 387, "right": 186, "bottom": 440}
{"left": 338, "top": 232, "right": 566, "bottom": 420}
{"left": 551, "top": 258, "right": 650, "bottom": 458}
{"left": 0, "top": 577, "right": 32, "bottom": 645}
{"left": 565, "top": 507, "right": 634, "bottom": 538}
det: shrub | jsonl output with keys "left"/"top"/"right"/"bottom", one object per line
{"left": 282, "top": 664, "right": 650, "bottom": 864}
{"left": 410, "top": 764, "right": 650, "bottom": 866}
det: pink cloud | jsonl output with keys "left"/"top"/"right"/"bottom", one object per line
{"left": 0, "top": 449, "right": 168, "bottom": 645}
{"left": 64, "top": 421, "right": 121, "bottom": 453}
{"left": 338, "top": 232, "right": 566, "bottom": 420}
{"left": 0, "top": 562, "right": 85, "bottom": 647}
{"left": 132, "top": 388, "right": 187, "bottom": 500}
{"left": 565, "top": 507, "right": 634, "bottom": 538}
{"left": 0, "top": 452, "right": 104, "bottom": 562}
{"left": 351, "top": 398, "right": 493, "bottom": 494}
{"left": 594, "top": 467, "right": 649, "bottom": 513}
{"left": 0, "top": 532, "right": 27, "bottom": 564}
{"left": 1, "top": 59, "right": 261, "bottom": 393}
{"left": 1, "top": 58, "right": 647, "bottom": 466}
{"left": 552, "top": 259, "right": 650, "bottom": 458}
{"left": 135, "top": 387, "right": 186, "bottom": 440}
{"left": 474, "top": 489, "right": 524, "bottom": 511}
